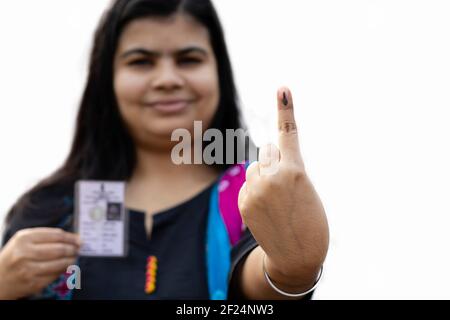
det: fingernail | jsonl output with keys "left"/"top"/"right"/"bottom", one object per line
{"left": 282, "top": 92, "right": 288, "bottom": 106}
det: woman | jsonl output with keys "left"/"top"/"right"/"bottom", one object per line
{"left": 0, "top": 0, "right": 329, "bottom": 300}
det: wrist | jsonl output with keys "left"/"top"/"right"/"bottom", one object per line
{"left": 264, "top": 254, "right": 322, "bottom": 292}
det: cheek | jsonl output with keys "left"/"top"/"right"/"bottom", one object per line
{"left": 190, "top": 66, "right": 220, "bottom": 114}
{"left": 114, "top": 71, "right": 148, "bottom": 132}
{"left": 114, "top": 71, "right": 148, "bottom": 105}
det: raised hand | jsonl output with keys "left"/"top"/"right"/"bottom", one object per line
{"left": 238, "top": 87, "right": 329, "bottom": 282}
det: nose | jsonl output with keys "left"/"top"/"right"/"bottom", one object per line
{"left": 152, "top": 59, "right": 184, "bottom": 91}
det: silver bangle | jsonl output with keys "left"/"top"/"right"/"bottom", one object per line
{"left": 262, "top": 253, "right": 323, "bottom": 298}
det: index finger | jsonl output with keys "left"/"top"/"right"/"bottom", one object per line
{"left": 277, "top": 87, "right": 301, "bottom": 163}
{"left": 20, "top": 228, "right": 81, "bottom": 246}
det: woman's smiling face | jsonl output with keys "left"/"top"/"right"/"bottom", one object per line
{"left": 114, "top": 14, "right": 220, "bottom": 150}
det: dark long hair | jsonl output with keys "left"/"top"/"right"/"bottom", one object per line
{"left": 5, "top": 0, "right": 250, "bottom": 226}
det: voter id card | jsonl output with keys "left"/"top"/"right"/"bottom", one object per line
{"left": 74, "top": 181, "right": 128, "bottom": 257}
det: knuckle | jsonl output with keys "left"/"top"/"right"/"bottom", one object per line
{"left": 15, "top": 229, "right": 30, "bottom": 241}
{"left": 278, "top": 120, "right": 298, "bottom": 134}
{"left": 11, "top": 250, "right": 26, "bottom": 265}
{"left": 249, "top": 189, "right": 265, "bottom": 204}
{"left": 281, "top": 164, "right": 306, "bottom": 180}
{"left": 239, "top": 207, "right": 250, "bottom": 223}
{"left": 57, "top": 244, "right": 68, "bottom": 257}
{"left": 54, "top": 230, "right": 66, "bottom": 242}
{"left": 239, "top": 196, "right": 256, "bottom": 218}
{"left": 291, "top": 168, "right": 307, "bottom": 182}
{"left": 23, "top": 246, "right": 37, "bottom": 261}
{"left": 245, "top": 166, "right": 257, "bottom": 180}
{"left": 238, "top": 201, "right": 249, "bottom": 217}
{"left": 265, "top": 176, "right": 282, "bottom": 189}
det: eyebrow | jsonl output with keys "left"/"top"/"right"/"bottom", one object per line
{"left": 119, "top": 46, "right": 208, "bottom": 59}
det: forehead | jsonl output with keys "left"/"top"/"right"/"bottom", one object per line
{"left": 116, "top": 14, "right": 211, "bottom": 53}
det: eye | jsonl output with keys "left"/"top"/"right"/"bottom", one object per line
{"left": 178, "top": 57, "right": 202, "bottom": 66}
{"left": 128, "top": 59, "right": 153, "bottom": 67}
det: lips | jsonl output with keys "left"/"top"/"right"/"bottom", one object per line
{"left": 145, "top": 99, "right": 193, "bottom": 114}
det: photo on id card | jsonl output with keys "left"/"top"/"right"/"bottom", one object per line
{"left": 74, "top": 180, "right": 129, "bottom": 257}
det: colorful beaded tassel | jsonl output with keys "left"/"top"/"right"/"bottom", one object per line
{"left": 145, "top": 256, "right": 158, "bottom": 294}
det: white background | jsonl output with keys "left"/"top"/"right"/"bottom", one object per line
{"left": 1, "top": 0, "right": 449, "bottom": 299}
